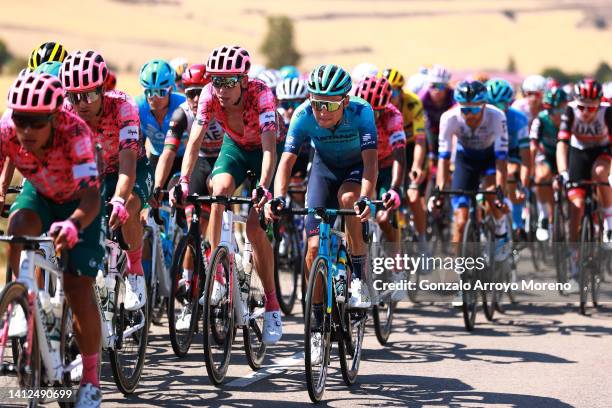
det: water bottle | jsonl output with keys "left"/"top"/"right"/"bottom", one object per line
{"left": 96, "top": 270, "right": 108, "bottom": 302}
{"left": 335, "top": 249, "right": 347, "bottom": 303}
{"left": 39, "top": 291, "right": 60, "bottom": 351}
{"left": 242, "top": 242, "right": 253, "bottom": 275}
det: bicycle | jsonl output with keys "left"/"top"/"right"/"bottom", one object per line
{"left": 0, "top": 235, "right": 78, "bottom": 408}
{"left": 273, "top": 200, "right": 384, "bottom": 403}
{"left": 432, "top": 187, "right": 504, "bottom": 331}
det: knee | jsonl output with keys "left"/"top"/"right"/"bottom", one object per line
{"left": 338, "top": 190, "right": 359, "bottom": 208}
{"left": 8, "top": 210, "right": 41, "bottom": 235}
{"left": 306, "top": 244, "right": 319, "bottom": 264}
{"left": 592, "top": 164, "right": 608, "bottom": 180}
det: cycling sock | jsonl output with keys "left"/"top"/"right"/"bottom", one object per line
{"left": 182, "top": 269, "right": 193, "bottom": 283}
{"left": 264, "top": 288, "right": 280, "bottom": 311}
{"left": 126, "top": 247, "right": 144, "bottom": 276}
{"left": 511, "top": 201, "right": 525, "bottom": 230}
{"left": 81, "top": 353, "right": 100, "bottom": 387}
{"left": 351, "top": 254, "right": 367, "bottom": 280}
{"left": 494, "top": 216, "right": 507, "bottom": 236}
{"left": 605, "top": 207, "right": 612, "bottom": 231}
{"left": 537, "top": 200, "right": 549, "bottom": 220}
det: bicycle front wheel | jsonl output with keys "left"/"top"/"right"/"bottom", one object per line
{"left": 578, "top": 216, "right": 592, "bottom": 315}
{"left": 243, "top": 266, "right": 267, "bottom": 371}
{"left": 553, "top": 200, "right": 569, "bottom": 293}
{"left": 273, "top": 215, "right": 301, "bottom": 316}
{"left": 461, "top": 218, "right": 478, "bottom": 331}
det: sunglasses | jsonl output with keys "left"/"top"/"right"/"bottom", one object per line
{"left": 12, "top": 113, "right": 53, "bottom": 129}
{"left": 280, "top": 100, "right": 303, "bottom": 110}
{"left": 211, "top": 76, "right": 241, "bottom": 89}
{"left": 144, "top": 87, "right": 171, "bottom": 98}
{"left": 310, "top": 98, "right": 344, "bottom": 112}
{"left": 185, "top": 87, "right": 203, "bottom": 100}
{"left": 67, "top": 89, "right": 101, "bottom": 105}
{"left": 391, "top": 89, "right": 401, "bottom": 98}
{"left": 525, "top": 91, "right": 542, "bottom": 97}
{"left": 493, "top": 102, "right": 509, "bottom": 111}
{"left": 431, "top": 83, "right": 447, "bottom": 90}
{"left": 576, "top": 104, "right": 598, "bottom": 113}
{"left": 460, "top": 105, "right": 483, "bottom": 115}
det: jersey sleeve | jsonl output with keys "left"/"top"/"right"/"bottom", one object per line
{"left": 517, "top": 115, "right": 530, "bottom": 149}
{"left": 529, "top": 117, "right": 542, "bottom": 142}
{"left": 70, "top": 122, "right": 100, "bottom": 190}
{"left": 438, "top": 110, "right": 453, "bottom": 159}
{"left": 494, "top": 112, "right": 509, "bottom": 160}
{"left": 605, "top": 106, "right": 612, "bottom": 143}
{"left": 118, "top": 97, "right": 140, "bottom": 153}
{"left": 257, "top": 84, "right": 278, "bottom": 136}
{"left": 284, "top": 104, "right": 308, "bottom": 155}
{"left": 358, "top": 103, "right": 378, "bottom": 151}
{"left": 386, "top": 107, "right": 406, "bottom": 151}
{"left": 195, "top": 84, "right": 214, "bottom": 129}
{"left": 0, "top": 121, "right": 10, "bottom": 171}
{"left": 412, "top": 98, "right": 427, "bottom": 143}
{"left": 164, "top": 107, "right": 188, "bottom": 152}
{"left": 558, "top": 106, "right": 574, "bottom": 143}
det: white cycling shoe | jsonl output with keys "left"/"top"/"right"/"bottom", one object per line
{"left": 349, "top": 278, "right": 371, "bottom": 309}
{"left": 566, "top": 278, "right": 580, "bottom": 295}
{"left": 125, "top": 274, "right": 146, "bottom": 311}
{"left": 262, "top": 311, "right": 282, "bottom": 345}
{"left": 8, "top": 306, "right": 27, "bottom": 338}
{"left": 198, "top": 280, "right": 227, "bottom": 306}
{"left": 309, "top": 332, "right": 323, "bottom": 365}
{"left": 390, "top": 272, "right": 408, "bottom": 302}
{"left": 452, "top": 290, "right": 463, "bottom": 307}
{"left": 536, "top": 218, "right": 550, "bottom": 242}
{"left": 75, "top": 383, "right": 102, "bottom": 408}
{"left": 175, "top": 306, "right": 192, "bottom": 332}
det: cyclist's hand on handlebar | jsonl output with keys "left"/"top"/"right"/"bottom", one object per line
{"left": 410, "top": 168, "right": 425, "bottom": 184}
{"left": 265, "top": 196, "right": 285, "bottom": 222}
{"left": 49, "top": 219, "right": 79, "bottom": 252}
{"left": 515, "top": 187, "right": 526, "bottom": 202}
{"left": 170, "top": 176, "right": 190, "bottom": 208}
{"left": 109, "top": 197, "right": 129, "bottom": 230}
{"left": 252, "top": 185, "right": 272, "bottom": 212}
{"left": 354, "top": 196, "right": 372, "bottom": 223}
{"left": 149, "top": 186, "right": 163, "bottom": 209}
{"left": 493, "top": 186, "right": 507, "bottom": 211}
{"left": 382, "top": 188, "right": 401, "bottom": 211}
{"left": 427, "top": 190, "right": 443, "bottom": 213}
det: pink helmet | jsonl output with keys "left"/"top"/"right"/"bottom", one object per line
{"left": 60, "top": 50, "right": 108, "bottom": 92}
{"left": 206, "top": 45, "right": 251, "bottom": 76}
{"left": 7, "top": 73, "right": 64, "bottom": 113}
{"left": 354, "top": 75, "right": 392, "bottom": 110}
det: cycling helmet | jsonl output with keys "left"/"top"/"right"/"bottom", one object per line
{"left": 182, "top": 64, "right": 209, "bottom": 87}
{"left": 454, "top": 80, "right": 487, "bottom": 104}
{"left": 276, "top": 78, "right": 308, "bottom": 100}
{"left": 308, "top": 64, "right": 352, "bottom": 96}
{"left": 543, "top": 87, "right": 570, "bottom": 108}
{"left": 7, "top": 73, "right": 64, "bottom": 113}
{"left": 521, "top": 74, "right": 547, "bottom": 94}
{"left": 170, "top": 57, "right": 189, "bottom": 80}
{"left": 379, "top": 68, "right": 405, "bottom": 89}
{"left": 428, "top": 64, "right": 452, "bottom": 83}
{"left": 28, "top": 41, "right": 68, "bottom": 71}
{"left": 257, "top": 69, "right": 282, "bottom": 89}
{"left": 103, "top": 70, "right": 117, "bottom": 91}
{"left": 60, "top": 50, "right": 108, "bottom": 92}
{"left": 280, "top": 65, "right": 300, "bottom": 79}
{"left": 546, "top": 77, "right": 561, "bottom": 90}
{"left": 574, "top": 78, "right": 603, "bottom": 102}
{"left": 486, "top": 78, "right": 514, "bottom": 105}
{"left": 248, "top": 64, "right": 266, "bottom": 79}
{"left": 206, "top": 45, "right": 251, "bottom": 76}
{"left": 139, "top": 59, "right": 174, "bottom": 89}
{"left": 33, "top": 61, "right": 62, "bottom": 78}
{"left": 406, "top": 72, "right": 428, "bottom": 94}
{"left": 354, "top": 75, "right": 392, "bottom": 110}
{"left": 351, "top": 63, "right": 378, "bottom": 83}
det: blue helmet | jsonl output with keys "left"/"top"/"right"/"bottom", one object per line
{"left": 307, "top": 64, "right": 352, "bottom": 96}
{"left": 454, "top": 80, "right": 487, "bottom": 104}
{"left": 33, "top": 61, "right": 62, "bottom": 78}
{"left": 280, "top": 65, "right": 300, "bottom": 79}
{"left": 486, "top": 79, "right": 514, "bottom": 106}
{"left": 139, "top": 59, "right": 175, "bottom": 89}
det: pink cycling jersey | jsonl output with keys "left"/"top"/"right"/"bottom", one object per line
{"left": 376, "top": 104, "right": 407, "bottom": 167}
{"left": 65, "top": 90, "right": 144, "bottom": 175}
{"left": 0, "top": 110, "right": 99, "bottom": 203}
{"left": 196, "top": 79, "right": 279, "bottom": 150}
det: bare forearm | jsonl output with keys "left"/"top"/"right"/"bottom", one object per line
{"left": 115, "top": 150, "right": 137, "bottom": 201}
{"left": 181, "top": 123, "right": 205, "bottom": 179}
{"left": 556, "top": 142, "right": 568, "bottom": 173}
{"left": 520, "top": 149, "right": 530, "bottom": 188}
{"left": 274, "top": 153, "right": 297, "bottom": 197}
{"left": 437, "top": 158, "right": 448, "bottom": 189}
{"left": 495, "top": 160, "right": 508, "bottom": 194}
{"left": 154, "top": 148, "right": 177, "bottom": 188}
{"left": 70, "top": 187, "right": 101, "bottom": 229}
{"left": 412, "top": 140, "right": 426, "bottom": 170}
{"left": 259, "top": 133, "right": 277, "bottom": 189}
{"left": 391, "top": 147, "right": 406, "bottom": 189}
{"left": 0, "top": 160, "right": 15, "bottom": 193}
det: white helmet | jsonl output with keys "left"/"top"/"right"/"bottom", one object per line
{"left": 406, "top": 72, "right": 428, "bottom": 94}
{"left": 427, "top": 64, "right": 451, "bottom": 83}
{"left": 351, "top": 62, "right": 379, "bottom": 83}
{"left": 603, "top": 82, "right": 612, "bottom": 100}
{"left": 257, "top": 69, "right": 283, "bottom": 89}
{"left": 276, "top": 78, "right": 308, "bottom": 100}
{"left": 522, "top": 74, "right": 547, "bottom": 94}
{"left": 169, "top": 57, "right": 189, "bottom": 79}
{"left": 248, "top": 64, "right": 266, "bottom": 79}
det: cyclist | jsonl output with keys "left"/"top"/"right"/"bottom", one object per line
{"left": 512, "top": 74, "right": 546, "bottom": 126}
{"left": 27, "top": 41, "right": 68, "bottom": 72}
{"left": 280, "top": 65, "right": 300, "bottom": 79}
{"left": 258, "top": 68, "right": 283, "bottom": 96}
{"left": 177, "top": 45, "right": 283, "bottom": 345}
{"left": 136, "top": 59, "right": 186, "bottom": 177}
{"left": 486, "top": 79, "right": 530, "bottom": 241}
{"left": 268, "top": 63, "right": 378, "bottom": 311}
{"left": 430, "top": 81, "right": 509, "bottom": 260}
{"left": 61, "top": 50, "right": 151, "bottom": 311}
{"left": 529, "top": 87, "right": 570, "bottom": 241}
{"left": 351, "top": 62, "right": 379, "bottom": 84}
{"left": 2, "top": 73, "right": 103, "bottom": 407}
{"left": 406, "top": 67, "right": 429, "bottom": 95}
{"left": 419, "top": 65, "right": 455, "bottom": 164}
{"left": 556, "top": 79, "right": 612, "bottom": 289}
{"left": 379, "top": 68, "right": 428, "bottom": 247}
{"left": 170, "top": 57, "right": 189, "bottom": 92}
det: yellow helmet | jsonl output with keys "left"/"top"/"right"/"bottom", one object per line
{"left": 28, "top": 42, "right": 68, "bottom": 71}
{"left": 379, "top": 68, "right": 405, "bottom": 89}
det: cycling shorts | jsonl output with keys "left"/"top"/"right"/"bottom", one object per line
{"left": 148, "top": 153, "right": 182, "bottom": 189}
{"left": 451, "top": 148, "right": 496, "bottom": 209}
{"left": 103, "top": 158, "right": 153, "bottom": 210}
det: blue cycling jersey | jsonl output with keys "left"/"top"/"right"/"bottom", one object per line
{"left": 284, "top": 96, "right": 378, "bottom": 167}
{"left": 136, "top": 92, "right": 187, "bottom": 156}
{"left": 506, "top": 107, "right": 529, "bottom": 151}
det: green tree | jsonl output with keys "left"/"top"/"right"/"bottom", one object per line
{"left": 4, "top": 57, "right": 28, "bottom": 75}
{"left": 260, "top": 16, "right": 301, "bottom": 69}
{"left": 594, "top": 62, "right": 612, "bottom": 82}
{"left": 0, "top": 38, "right": 13, "bottom": 72}
{"left": 506, "top": 56, "right": 516, "bottom": 73}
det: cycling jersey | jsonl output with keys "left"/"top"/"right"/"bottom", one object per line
{"left": 285, "top": 97, "right": 378, "bottom": 167}
{"left": 0, "top": 110, "right": 99, "bottom": 203}
{"left": 164, "top": 101, "right": 225, "bottom": 158}
{"left": 529, "top": 111, "right": 559, "bottom": 158}
{"left": 397, "top": 90, "right": 426, "bottom": 144}
{"left": 439, "top": 105, "right": 509, "bottom": 161}
{"left": 375, "top": 103, "right": 406, "bottom": 168}
{"left": 419, "top": 87, "right": 455, "bottom": 137}
{"left": 558, "top": 101, "right": 612, "bottom": 150}
{"left": 136, "top": 92, "right": 187, "bottom": 156}
{"left": 511, "top": 98, "right": 539, "bottom": 125}
{"left": 196, "top": 79, "right": 279, "bottom": 151}
{"left": 506, "top": 107, "right": 529, "bottom": 163}
{"left": 65, "top": 90, "right": 145, "bottom": 175}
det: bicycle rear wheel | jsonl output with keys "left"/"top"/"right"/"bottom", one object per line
{"left": 243, "top": 266, "right": 267, "bottom": 371}
{"left": 482, "top": 218, "right": 499, "bottom": 321}
{"left": 273, "top": 214, "right": 301, "bottom": 316}
{"left": 202, "top": 245, "right": 233, "bottom": 385}
{"left": 461, "top": 218, "right": 478, "bottom": 331}
{"left": 304, "top": 256, "right": 330, "bottom": 403}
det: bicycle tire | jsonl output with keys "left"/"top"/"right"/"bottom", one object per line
{"left": 578, "top": 216, "right": 592, "bottom": 315}
{"left": 553, "top": 200, "right": 569, "bottom": 294}
{"left": 243, "top": 264, "right": 267, "bottom": 371}
{"left": 273, "top": 214, "right": 300, "bottom": 316}
{"left": 482, "top": 218, "right": 499, "bottom": 321}
{"left": 461, "top": 218, "right": 478, "bottom": 331}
